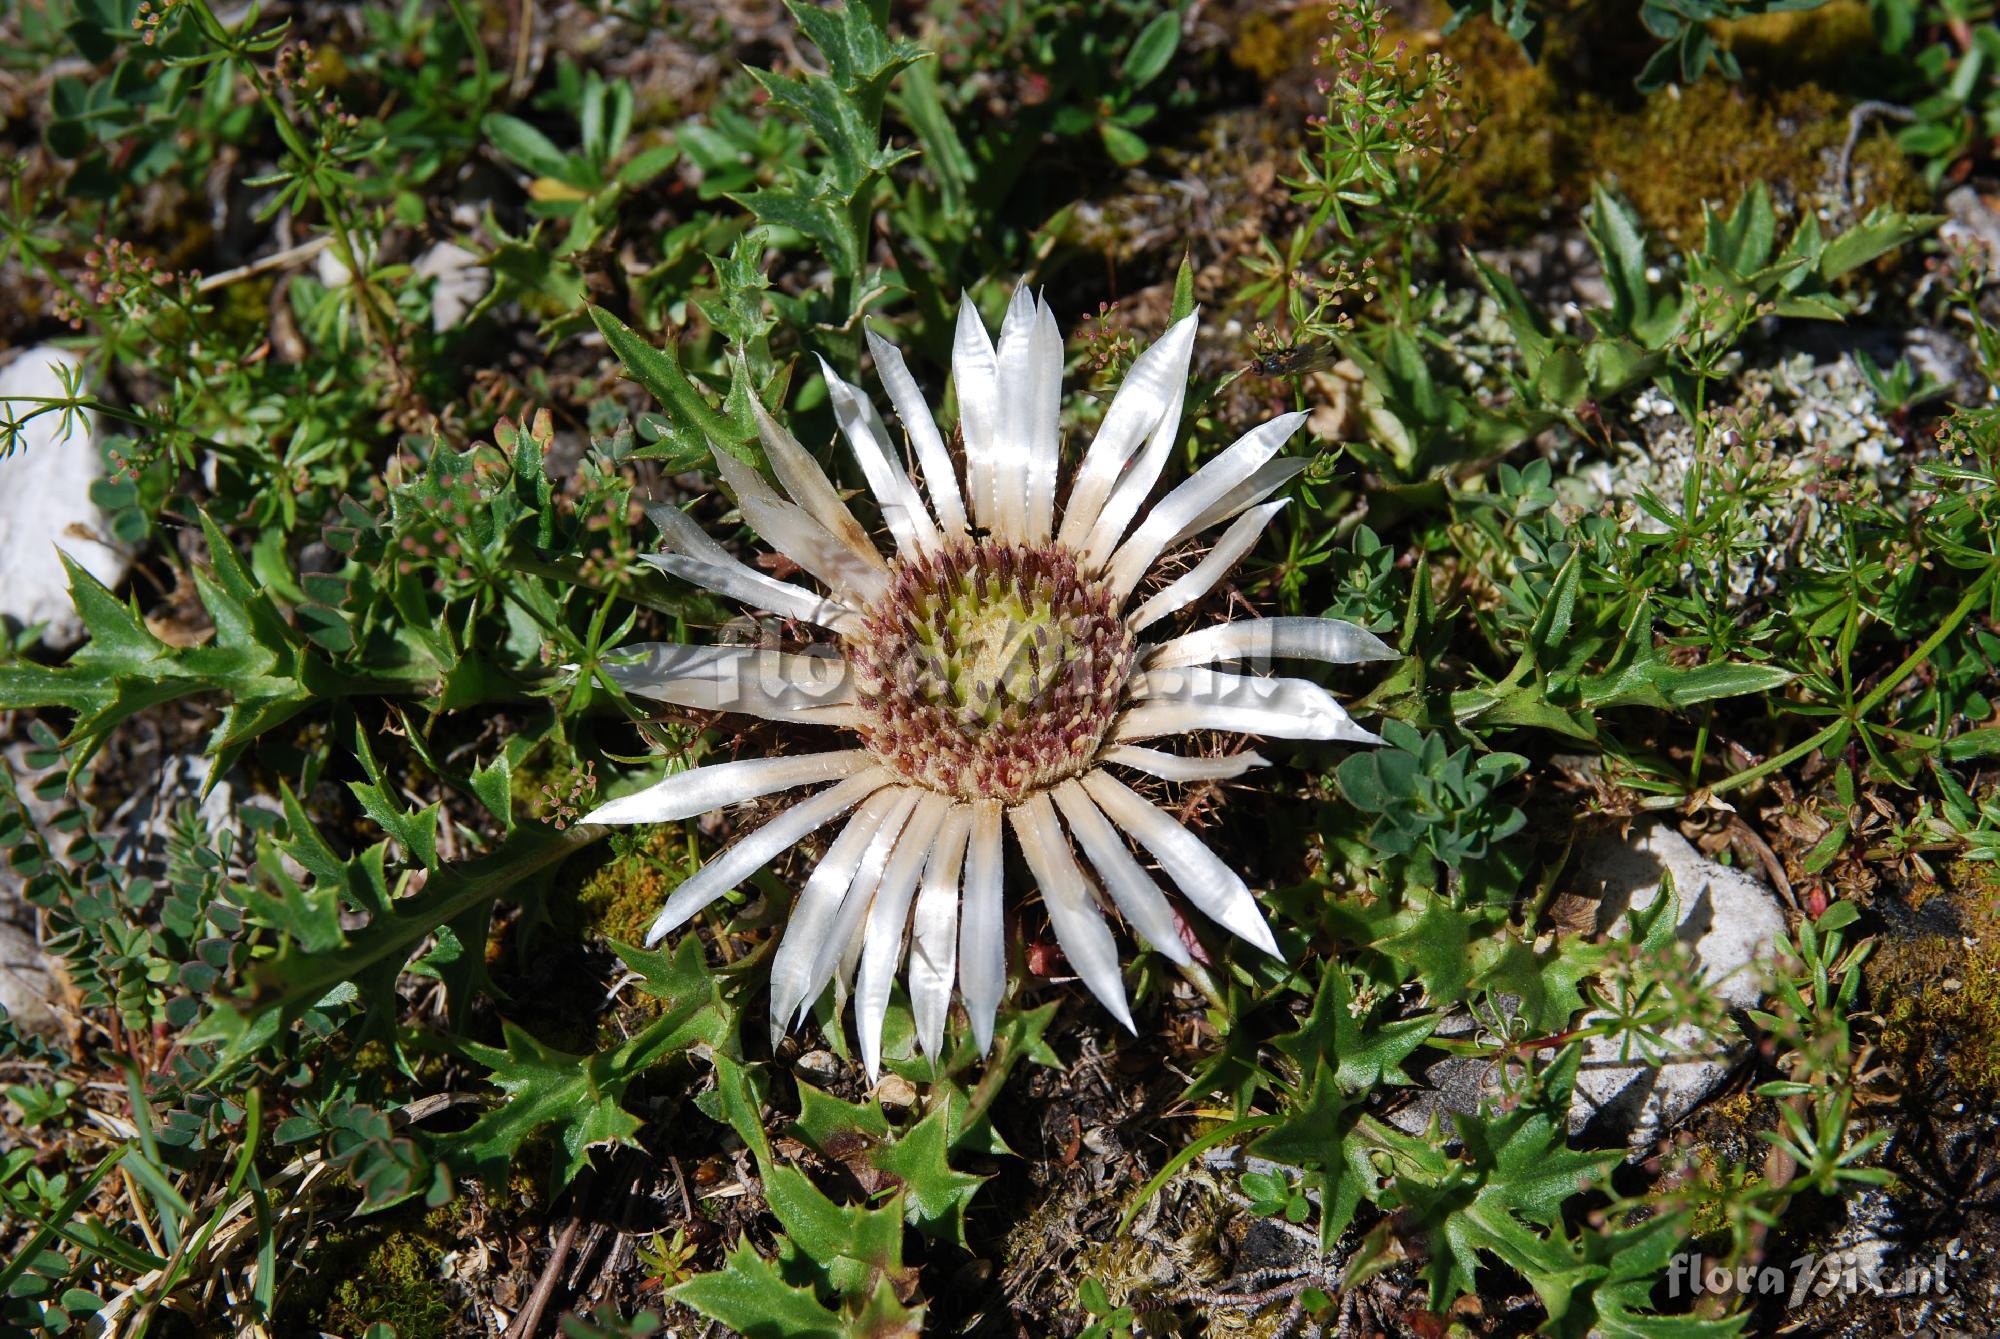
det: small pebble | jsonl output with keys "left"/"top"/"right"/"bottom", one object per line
{"left": 794, "top": 1049, "right": 839, "bottom": 1083}
{"left": 875, "top": 1074, "right": 918, "bottom": 1110}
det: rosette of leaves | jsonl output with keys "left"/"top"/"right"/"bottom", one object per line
{"left": 1335, "top": 719, "right": 1529, "bottom": 869}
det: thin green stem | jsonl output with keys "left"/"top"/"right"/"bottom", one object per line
{"left": 443, "top": 0, "right": 493, "bottom": 109}
{"left": 0, "top": 395, "right": 249, "bottom": 462}
{"left": 1689, "top": 706, "right": 1712, "bottom": 788}
{"left": 1117, "top": 1115, "right": 1276, "bottom": 1237}
{"left": 1708, "top": 559, "right": 1999, "bottom": 800}
{"left": 186, "top": 0, "right": 404, "bottom": 374}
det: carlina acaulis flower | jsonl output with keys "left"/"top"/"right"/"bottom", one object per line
{"left": 582, "top": 286, "right": 1397, "bottom": 1080}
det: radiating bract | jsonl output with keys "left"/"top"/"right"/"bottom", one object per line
{"left": 584, "top": 289, "right": 1398, "bottom": 1079}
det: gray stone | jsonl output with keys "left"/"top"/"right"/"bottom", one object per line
{"left": 1942, "top": 185, "right": 2000, "bottom": 279}
{"left": 1380, "top": 825, "right": 1786, "bottom": 1150}
{"left": 1382, "top": 1008, "right": 1502, "bottom": 1138}
{"left": 0, "top": 346, "right": 127, "bottom": 647}
{"left": 0, "top": 920, "right": 63, "bottom": 1042}
{"left": 1566, "top": 823, "right": 1787, "bottom": 1148}
{"left": 107, "top": 753, "right": 239, "bottom": 869}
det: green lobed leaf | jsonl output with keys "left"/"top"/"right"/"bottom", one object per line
{"left": 223, "top": 823, "right": 597, "bottom": 1062}
{"left": 1376, "top": 1047, "right": 1623, "bottom": 1307}
{"left": 1248, "top": 1060, "right": 1373, "bottom": 1244}
{"left": 1469, "top": 932, "right": 1600, "bottom": 1034}
{"left": 1584, "top": 184, "right": 1657, "bottom": 341}
{"left": 1818, "top": 206, "right": 1942, "bottom": 282}
{"left": 869, "top": 1105, "right": 987, "bottom": 1247}
{"left": 761, "top": 1165, "right": 908, "bottom": 1298}
{"left": 1271, "top": 964, "right": 1438, "bottom": 1097}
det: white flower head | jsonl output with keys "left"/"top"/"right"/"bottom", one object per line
{"left": 585, "top": 287, "right": 1397, "bottom": 1079}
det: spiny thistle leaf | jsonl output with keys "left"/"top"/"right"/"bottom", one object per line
{"left": 0, "top": 511, "right": 424, "bottom": 778}
{"left": 212, "top": 822, "right": 599, "bottom": 1068}
{"left": 1373, "top": 1047, "right": 1622, "bottom": 1307}
{"left": 436, "top": 937, "right": 731, "bottom": 1192}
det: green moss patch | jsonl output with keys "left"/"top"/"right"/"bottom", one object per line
{"left": 276, "top": 1206, "right": 463, "bottom": 1339}
{"left": 572, "top": 825, "right": 698, "bottom": 947}
{"left": 1870, "top": 866, "right": 2000, "bottom": 1098}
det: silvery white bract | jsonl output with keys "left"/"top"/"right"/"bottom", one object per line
{"left": 584, "top": 288, "right": 1397, "bottom": 1079}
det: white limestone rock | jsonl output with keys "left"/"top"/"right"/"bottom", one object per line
{"left": 1381, "top": 824, "right": 1787, "bottom": 1151}
{"left": 1941, "top": 184, "right": 2000, "bottom": 280}
{"left": 0, "top": 921, "right": 63, "bottom": 1042}
{"left": 1567, "top": 823, "right": 1788, "bottom": 1147}
{"left": 0, "top": 346, "right": 127, "bottom": 647}
{"left": 415, "top": 241, "right": 490, "bottom": 331}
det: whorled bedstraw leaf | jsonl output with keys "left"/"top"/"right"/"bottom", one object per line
{"left": 1170, "top": 251, "right": 1197, "bottom": 324}
{"left": 1099, "top": 122, "right": 1149, "bottom": 167}
{"left": 1527, "top": 547, "right": 1583, "bottom": 670}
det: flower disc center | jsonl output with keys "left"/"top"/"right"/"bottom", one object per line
{"left": 848, "top": 539, "right": 1135, "bottom": 803}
